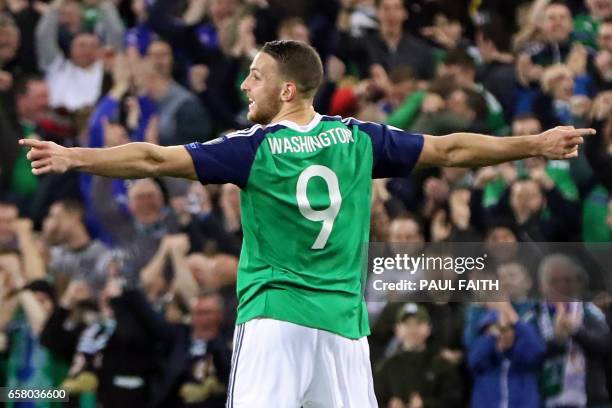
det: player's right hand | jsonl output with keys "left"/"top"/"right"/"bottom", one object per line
{"left": 19, "top": 138, "right": 73, "bottom": 175}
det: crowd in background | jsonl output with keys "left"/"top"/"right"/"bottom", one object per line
{"left": 1, "top": 0, "right": 612, "bottom": 407}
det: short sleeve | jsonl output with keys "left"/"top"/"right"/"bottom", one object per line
{"left": 184, "top": 126, "right": 266, "bottom": 188}
{"left": 344, "top": 118, "right": 424, "bottom": 179}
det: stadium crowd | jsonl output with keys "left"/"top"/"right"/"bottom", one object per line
{"left": 1, "top": 0, "right": 612, "bottom": 406}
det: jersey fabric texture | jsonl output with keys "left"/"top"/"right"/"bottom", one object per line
{"left": 185, "top": 113, "right": 424, "bottom": 339}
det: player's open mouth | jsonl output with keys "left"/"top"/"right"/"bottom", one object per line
{"left": 249, "top": 98, "right": 255, "bottom": 109}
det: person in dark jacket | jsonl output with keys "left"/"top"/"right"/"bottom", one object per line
{"left": 145, "top": 290, "right": 232, "bottom": 408}
{"left": 468, "top": 302, "right": 545, "bottom": 408}
{"left": 535, "top": 254, "right": 612, "bottom": 408}
{"left": 374, "top": 303, "right": 463, "bottom": 408}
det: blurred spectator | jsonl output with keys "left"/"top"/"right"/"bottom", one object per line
{"left": 374, "top": 303, "right": 464, "bottom": 408}
{"left": 35, "top": 0, "right": 124, "bottom": 112}
{"left": 573, "top": 0, "right": 612, "bottom": 49}
{"left": 148, "top": 290, "right": 232, "bottom": 408}
{"left": 4, "top": 75, "right": 49, "bottom": 208}
{"left": 123, "top": 0, "right": 154, "bottom": 57}
{"left": 278, "top": 17, "right": 310, "bottom": 44}
{"left": 0, "top": 200, "right": 18, "bottom": 251}
{"left": 91, "top": 177, "right": 182, "bottom": 275}
{"left": 533, "top": 63, "right": 592, "bottom": 128}
{"left": 169, "top": 182, "right": 241, "bottom": 256}
{"left": 420, "top": 10, "right": 469, "bottom": 52}
{"left": 337, "top": 0, "right": 438, "bottom": 80}
{"left": 0, "top": 251, "right": 63, "bottom": 403}
{"left": 468, "top": 301, "right": 545, "bottom": 408}
{"left": 535, "top": 254, "right": 612, "bottom": 408}
{"left": 0, "top": 12, "right": 20, "bottom": 78}
{"left": 43, "top": 199, "right": 111, "bottom": 293}
{"left": 471, "top": 156, "right": 581, "bottom": 241}
{"left": 591, "top": 18, "right": 612, "bottom": 92}
{"left": 147, "top": 0, "right": 250, "bottom": 131}
{"left": 519, "top": 2, "right": 581, "bottom": 71}
{"left": 141, "top": 40, "right": 212, "bottom": 145}
{"left": 475, "top": 20, "right": 517, "bottom": 122}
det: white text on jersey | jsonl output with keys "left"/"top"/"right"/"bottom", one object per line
{"left": 267, "top": 127, "right": 355, "bottom": 155}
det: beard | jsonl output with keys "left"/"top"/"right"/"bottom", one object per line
{"left": 247, "top": 91, "right": 282, "bottom": 125}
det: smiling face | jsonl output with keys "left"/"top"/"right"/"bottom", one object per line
{"left": 240, "top": 52, "right": 284, "bottom": 124}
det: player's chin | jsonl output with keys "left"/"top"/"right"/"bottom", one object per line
{"left": 247, "top": 110, "right": 270, "bottom": 125}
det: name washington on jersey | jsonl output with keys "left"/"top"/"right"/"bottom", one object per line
{"left": 267, "top": 127, "right": 355, "bottom": 155}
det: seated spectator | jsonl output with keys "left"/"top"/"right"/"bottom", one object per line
{"left": 468, "top": 300, "right": 545, "bottom": 408}
{"left": 535, "top": 254, "right": 612, "bottom": 408}
{"left": 43, "top": 199, "right": 111, "bottom": 293}
{"left": 374, "top": 303, "right": 463, "bottom": 408}
{"left": 35, "top": 0, "right": 124, "bottom": 112}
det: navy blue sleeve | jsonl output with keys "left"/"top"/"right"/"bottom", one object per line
{"left": 344, "top": 118, "right": 424, "bottom": 179}
{"left": 184, "top": 126, "right": 266, "bottom": 188}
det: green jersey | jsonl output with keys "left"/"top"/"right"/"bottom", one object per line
{"left": 185, "top": 114, "right": 424, "bottom": 338}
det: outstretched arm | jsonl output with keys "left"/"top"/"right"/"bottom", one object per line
{"left": 417, "top": 126, "right": 596, "bottom": 168}
{"left": 20, "top": 139, "right": 197, "bottom": 180}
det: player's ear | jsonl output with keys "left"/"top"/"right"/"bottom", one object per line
{"left": 281, "top": 82, "right": 298, "bottom": 102}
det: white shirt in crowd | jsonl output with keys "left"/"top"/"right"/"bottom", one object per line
{"left": 45, "top": 55, "right": 104, "bottom": 111}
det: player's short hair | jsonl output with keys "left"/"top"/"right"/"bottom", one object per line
{"left": 260, "top": 40, "right": 323, "bottom": 98}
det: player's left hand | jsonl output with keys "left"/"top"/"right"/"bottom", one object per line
{"left": 536, "top": 126, "right": 595, "bottom": 159}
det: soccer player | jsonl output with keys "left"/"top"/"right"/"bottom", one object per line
{"left": 21, "top": 40, "right": 593, "bottom": 407}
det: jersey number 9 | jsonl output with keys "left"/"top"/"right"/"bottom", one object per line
{"left": 296, "top": 165, "right": 342, "bottom": 250}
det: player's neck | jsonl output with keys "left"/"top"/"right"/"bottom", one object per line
{"left": 269, "top": 103, "right": 317, "bottom": 126}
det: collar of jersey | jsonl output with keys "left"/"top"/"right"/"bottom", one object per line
{"left": 266, "top": 112, "right": 322, "bottom": 132}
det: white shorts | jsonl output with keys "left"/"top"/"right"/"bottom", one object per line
{"left": 226, "top": 318, "right": 378, "bottom": 408}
